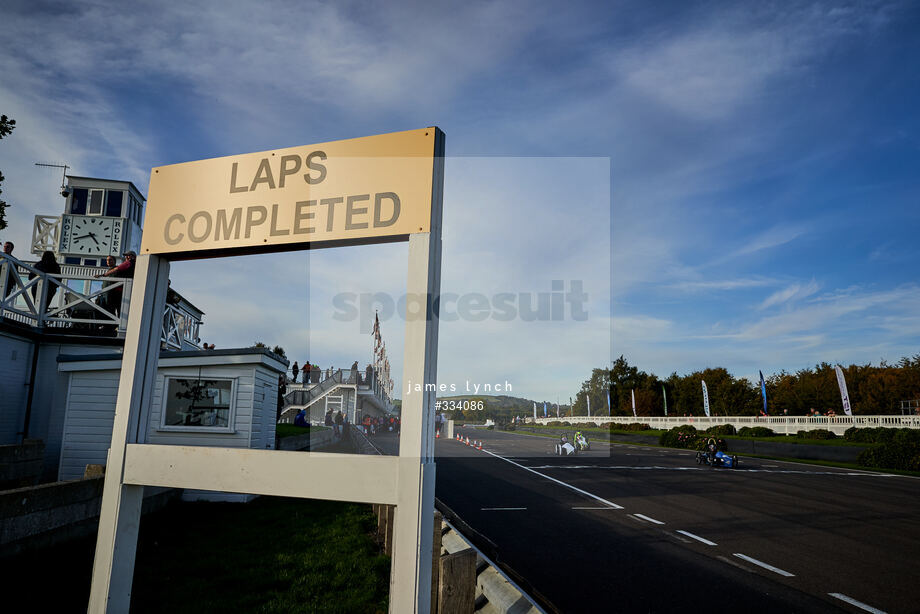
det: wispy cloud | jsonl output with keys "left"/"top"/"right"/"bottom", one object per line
{"left": 758, "top": 279, "right": 820, "bottom": 310}
{"left": 670, "top": 278, "right": 777, "bottom": 292}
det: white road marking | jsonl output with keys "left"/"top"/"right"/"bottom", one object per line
{"left": 828, "top": 593, "right": 887, "bottom": 614}
{"left": 631, "top": 513, "right": 665, "bottom": 525}
{"left": 482, "top": 449, "right": 625, "bottom": 509}
{"left": 733, "top": 553, "right": 795, "bottom": 577}
{"left": 676, "top": 530, "right": 717, "bottom": 546}
{"left": 481, "top": 507, "right": 527, "bottom": 511}
{"left": 572, "top": 506, "right": 617, "bottom": 510}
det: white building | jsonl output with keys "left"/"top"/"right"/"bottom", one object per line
{"left": 57, "top": 348, "right": 286, "bottom": 502}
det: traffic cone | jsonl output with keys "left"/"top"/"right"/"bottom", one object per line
{"left": 436, "top": 430, "right": 440, "bottom": 439}
{"left": 465, "top": 436, "right": 470, "bottom": 446}
{"left": 477, "top": 441, "right": 483, "bottom": 450}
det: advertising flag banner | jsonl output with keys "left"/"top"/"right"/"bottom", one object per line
{"left": 835, "top": 366, "right": 852, "bottom": 416}
{"left": 759, "top": 370, "right": 768, "bottom": 416}
{"left": 662, "top": 385, "right": 668, "bottom": 416}
{"left": 543, "top": 402, "right": 547, "bottom": 418}
{"left": 607, "top": 389, "right": 611, "bottom": 416}
{"left": 533, "top": 401, "right": 537, "bottom": 420}
{"left": 631, "top": 389, "right": 637, "bottom": 417}
{"left": 702, "top": 380, "right": 711, "bottom": 417}
{"left": 587, "top": 396, "right": 591, "bottom": 417}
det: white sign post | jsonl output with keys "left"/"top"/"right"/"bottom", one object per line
{"left": 88, "top": 128, "right": 445, "bottom": 613}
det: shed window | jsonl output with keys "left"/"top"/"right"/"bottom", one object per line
{"left": 162, "top": 377, "right": 234, "bottom": 429}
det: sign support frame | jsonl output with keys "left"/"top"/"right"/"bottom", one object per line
{"left": 87, "top": 128, "right": 444, "bottom": 614}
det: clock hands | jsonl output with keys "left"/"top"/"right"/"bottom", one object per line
{"left": 73, "top": 232, "right": 100, "bottom": 245}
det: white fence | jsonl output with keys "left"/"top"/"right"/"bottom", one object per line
{"left": 531, "top": 414, "right": 920, "bottom": 436}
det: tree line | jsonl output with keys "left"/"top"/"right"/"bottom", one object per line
{"left": 570, "top": 355, "right": 920, "bottom": 417}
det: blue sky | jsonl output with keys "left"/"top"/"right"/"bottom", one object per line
{"left": 1, "top": 1, "right": 918, "bottom": 399}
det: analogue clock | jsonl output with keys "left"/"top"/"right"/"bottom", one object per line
{"left": 60, "top": 215, "right": 124, "bottom": 256}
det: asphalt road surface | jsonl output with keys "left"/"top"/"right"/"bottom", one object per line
{"left": 433, "top": 428, "right": 920, "bottom": 614}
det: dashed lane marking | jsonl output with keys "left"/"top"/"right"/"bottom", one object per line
{"left": 733, "top": 553, "right": 795, "bottom": 577}
{"left": 481, "top": 449, "right": 625, "bottom": 509}
{"left": 676, "top": 530, "right": 717, "bottom": 546}
{"left": 828, "top": 593, "right": 887, "bottom": 614}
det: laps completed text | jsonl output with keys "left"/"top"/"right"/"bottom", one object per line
{"left": 162, "top": 151, "right": 402, "bottom": 245}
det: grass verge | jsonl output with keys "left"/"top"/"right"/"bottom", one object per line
{"left": 275, "top": 423, "right": 330, "bottom": 439}
{"left": 2, "top": 497, "right": 389, "bottom": 613}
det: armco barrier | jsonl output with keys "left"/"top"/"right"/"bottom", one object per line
{"left": 532, "top": 414, "right": 920, "bottom": 436}
{"left": 439, "top": 519, "right": 543, "bottom": 614}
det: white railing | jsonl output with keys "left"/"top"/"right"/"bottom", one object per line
{"left": 31, "top": 215, "right": 61, "bottom": 254}
{"left": 1, "top": 253, "right": 202, "bottom": 350}
{"left": 161, "top": 303, "right": 201, "bottom": 350}
{"left": 531, "top": 414, "right": 920, "bottom": 435}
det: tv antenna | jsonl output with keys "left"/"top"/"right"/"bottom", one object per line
{"left": 34, "top": 162, "right": 70, "bottom": 196}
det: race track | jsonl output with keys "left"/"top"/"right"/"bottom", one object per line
{"left": 434, "top": 428, "right": 920, "bottom": 614}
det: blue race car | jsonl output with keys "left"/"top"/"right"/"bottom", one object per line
{"left": 696, "top": 438, "right": 739, "bottom": 468}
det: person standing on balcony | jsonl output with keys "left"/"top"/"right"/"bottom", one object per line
{"left": 96, "top": 255, "right": 117, "bottom": 314}
{"left": 2, "top": 241, "right": 15, "bottom": 300}
{"left": 96, "top": 251, "right": 136, "bottom": 316}
{"left": 302, "top": 361, "right": 310, "bottom": 384}
{"left": 291, "top": 361, "right": 298, "bottom": 383}
{"left": 29, "top": 250, "right": 60, "bottom": 311}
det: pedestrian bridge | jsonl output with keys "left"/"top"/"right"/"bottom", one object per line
{"left": 279, "top": 367, "right": 393, "bottom": 425}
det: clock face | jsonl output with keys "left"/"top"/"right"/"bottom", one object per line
{"left": 60, "top": 215, "right": 124, "bottom": 256}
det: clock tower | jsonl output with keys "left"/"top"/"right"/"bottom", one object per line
{"left": 31, "top": 176, "right": 145, "bottom": 267}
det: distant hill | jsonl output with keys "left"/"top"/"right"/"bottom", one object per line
{"left": 434, "top": 394, "right": 563, "bottom": 420}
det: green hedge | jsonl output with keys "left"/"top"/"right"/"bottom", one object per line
{"left": 613, "top": 422, "right": 652, "bottom": 432}
{"left": 858, "top": 440, "right": 920, "bottom": 471}
{"left": 795, "top": 429, "right": 836, "bottom": 440}
{"left": 738, "top": 426, "right": 775, "bottom": 437}
{"left": 845, "top": 427, "right": 906, "bottom": 444}
{"left": 705, "top": 424, "right": 736, "bottom": 436}
{"left": 659, "top": 425, "right": 701, "bottom": 449}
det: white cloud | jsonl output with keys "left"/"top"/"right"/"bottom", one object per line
{"left": 758, "top": 279, "right": 820, "bottom": 309}
{"left": 670, "top": 278, "right": 777, "bottom": 292}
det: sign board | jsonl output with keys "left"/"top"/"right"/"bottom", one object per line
{"left": 91, "top": 128, "right": 444, "bottom": 613}
{"left": 142, "top": 128, "right": 437, "bottom": 256}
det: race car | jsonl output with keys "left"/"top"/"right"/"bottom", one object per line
{"left": 695, "top": 438, "right": 739, "bottom": 468}
{"left": 555, "top": 440, "right": 576, "bottom": 455}
{"left": 555, "top": 432, "right": 590, "bottom": 455}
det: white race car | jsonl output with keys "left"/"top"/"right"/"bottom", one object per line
{"left": 555, "top": 441, "right": 576, "bottom": 455}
